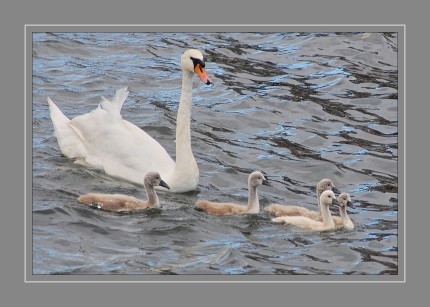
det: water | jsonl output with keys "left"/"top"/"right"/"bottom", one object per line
{"left": 32, "top": 32, "right": 398, "bottom": 275}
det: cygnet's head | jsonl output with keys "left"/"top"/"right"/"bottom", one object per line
{"left": 319, "top": 190, "right": 341, "bottom": 207}
{"left": 181, "top": 49, "right": 212, "bottom": 85}
{"left": 337, "top": 192, "right": 354, "bottom": 208}
{"left": 317, "top": 178, "right": 341, "bottom": 195}
{"left": 248, "top": 171, "right": 270, "bottom": 188}
{"left": 144, "top": 171, "right": 170, "bottom": 189}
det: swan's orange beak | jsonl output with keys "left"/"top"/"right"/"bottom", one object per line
{"left": 194, "top": 63, "right": 212, "bottom": 85}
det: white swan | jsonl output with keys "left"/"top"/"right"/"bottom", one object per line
{"left": 195, "top": 171, "right": 270, "bottom": 215}
{"left": 48, "top": 49, "right": 212, "bottom": 193}
{"left": 336, "top": 192, "right": 354, "bottom": 230}
{"left": 272, "top": 190, "right": 339, "bottom": 231}
{"left": 264, "top": 178, "right": 340, "bottom": 217}
{"left": 77, "top": 171, "right": 170, "bottom": 212}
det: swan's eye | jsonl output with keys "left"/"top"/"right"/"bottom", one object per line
{"left": 190, "top": 57, "right": 205, "bottom": 69}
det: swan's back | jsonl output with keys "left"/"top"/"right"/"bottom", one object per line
{"left": 49, "top": 88, "right": 175, "bottom": 183}
{"left": 48, "top": 97, "right": 88, "bottom": 159}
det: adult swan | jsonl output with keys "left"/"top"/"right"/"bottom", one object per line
{"left": 48, "top": 49, "right": 212, "bottom": 193}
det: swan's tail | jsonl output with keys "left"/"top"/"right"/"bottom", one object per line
{"left": 47, "top": 97, "right": 87, "bottom": 159}
{"left": 99, "top": 87, "right": 129, "bottom": 118}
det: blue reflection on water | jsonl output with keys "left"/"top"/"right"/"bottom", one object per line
{"left": 349, "top": 182, "right": 380, "bottom": 193}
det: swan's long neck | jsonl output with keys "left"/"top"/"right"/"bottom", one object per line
{"left": 339, "top": 206, "right": 354, "bottom": 229}
{"left": 176, "top": 71, "right": 193, "bottom": 162}
{"left": 320, "top": 203, "right": 335, "bottom": 229}
{"left": 247, "top": 185, "right": 260, "bottom": 214}
{"left": 168, "top": 70, "right": 198, "bottom": 191}
{"left": 145, "top": 185, "right": 160, "bottom": 208}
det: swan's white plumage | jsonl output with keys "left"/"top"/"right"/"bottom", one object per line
{"left": 49, "top": 87, "right": 175, "bottom": 181}
{"left": 47, "top": 97, "right": 88, "bottom": 160}
{"left": 48, "top": 49, "right": 211, "bottom": 192}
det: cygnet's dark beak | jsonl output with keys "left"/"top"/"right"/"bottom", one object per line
{"left": 262, "top": 179, "right": 271, "bottom": 187}
{"left": 331, "top": 198, "right": 341, "bottom": 207}
{"left": 347, "top": 200, "right": 355, "bottom": 209}
{"left": 159, "top": 180, "right": 170, "bottom": 190}
{"left": 332, "top": 186, "right": 341, "bottom": 194}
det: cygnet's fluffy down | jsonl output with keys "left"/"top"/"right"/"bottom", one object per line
{"left": 77, "top": 171, "right": 169, "bottom": 213}
{"left": 195, "top": 171, "right": 270, "bottom": 215}
{"left": 264, "top": 178, "right": 340, "bottom": 217}
{"left": 272, "top": 190, "right": 340, "bottom": 231}
{"left": 336, "top": 192, "right": 354, "bottom": 230}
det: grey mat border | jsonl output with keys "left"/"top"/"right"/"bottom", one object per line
{"left": 26, "top": 24, "right": 404, "bottom": 283}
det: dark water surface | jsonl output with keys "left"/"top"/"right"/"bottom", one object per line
{"left": 32, "top": 32, "right": 398, "bottom": 276}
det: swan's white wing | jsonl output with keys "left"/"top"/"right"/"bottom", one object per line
{"left": 49, "top": 88, "right": 175, "bottom": 185}
{"left": 48, "top": 97, "right": 88, "bottom": 159}
{"left": 68, "top": 107, "right": 175, "bottom": 184}
{"left": 98, "top": 87, "right": 128, "bottom": 119}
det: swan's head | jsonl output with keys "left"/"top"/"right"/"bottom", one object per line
{"left": 317, "top": 178, "right": 341, "bottom": 196}
{"left": 249, "top": 171, "right": 270, "bottom": 188}
{"left": 320, "top": 190, "right": 341, "bottom": 207}
{"left": 337, "top": 192, "right": 354, "bottom": 209}
{"left": 144, "top": 171, "right": 170, "bottom": 190}
{"left": 181, "top": 49, "right": 212, "bottom": 85}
